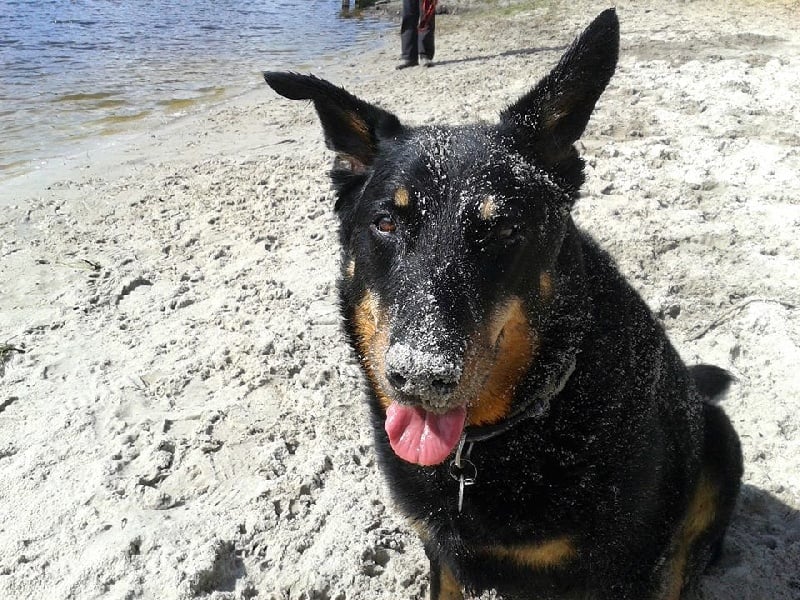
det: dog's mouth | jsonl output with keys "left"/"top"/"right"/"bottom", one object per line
{"left": 381, "top": 298, "right": 533, "bottom": 467}
{"left": 384, "top": 402, "right": 467, "bottom": 466}
{"left": 353, "top": 289, "right": 536, "bottom": 467}
{"left": 381, "top": 344, "right": 467, "bottom": 466}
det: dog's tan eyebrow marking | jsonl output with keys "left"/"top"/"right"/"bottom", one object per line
{"left": 478, "top": 195, "right": 498, "bottom": 220}
{"left": 346, "top": 259, "right": 356, "bottom": 279}
{"left": 393, "top": 186, "right": 410, "bottom": 208}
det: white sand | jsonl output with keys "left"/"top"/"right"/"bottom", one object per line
{"left": 1, "top": 1, "right": 799, "bottom": 598}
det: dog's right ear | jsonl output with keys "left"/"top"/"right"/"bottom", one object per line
{"left": 264, "top": 72, "right": 402, "bottom": 176}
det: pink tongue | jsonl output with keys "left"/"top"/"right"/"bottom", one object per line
{"left": 385, "top": 403, "right": 467, "bottom": 466}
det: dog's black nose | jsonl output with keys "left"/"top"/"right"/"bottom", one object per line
{"left": 386, "top": 370, "right": 457, "bottom": 396}
{"left": 429, "top": 377, "right": 458, "bottom": 396}
{"left": 385, "top": 343, "right": 461, "bottom": 402}
{"left": 386, "top": 370, "right": 408, "bottom": 390}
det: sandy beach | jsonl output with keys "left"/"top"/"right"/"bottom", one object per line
{"left": 2, "top": 0, "right": 799, "bottom": 598}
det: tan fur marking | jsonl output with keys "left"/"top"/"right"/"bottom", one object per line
{"left": 463, "top": 297, "right": 538, "bottom": 426}
{"left": 346, "top": 112, "right": 372, "bottom": 146}
{"left": 407, "top": 519, "right": 462, "bottom": 599}
{"left": 438, "top": 564, "right": 464, "bottom": 600}
{"left": 353, "top": 290, "right": 392, "bottom": 410}
{"left": 409, "top": 518, "right": 431, "bottom": 543}
{"left": 539, "top": 271, "right": 554, "bottom": 304}
{"left": 334, "top": 153, "right": 367, "bottom": 175}
{"left": 543, "top": 110, "right": 567, "bottom": 132}
{"left": 394, "top": 186, "right": 410, "bottom": 208}
{"left": 664, "top": 473, "right": 718, "bottom": 600}
{"left": 346, "top": 259, "right": 356, "bottom": 279}
{"left": 355, "top": 293, "right": 537, "bottom": 424}
{"left": 478, "top": 195, "right": 497, "bottom": 220}
{"left": 486, "top": 536, "right": 576, "bottom": 570}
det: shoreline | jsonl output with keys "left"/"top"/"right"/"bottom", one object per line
{"left": 0, "top": 0, "right": 413, "bottom": 201}
{"left": 2, "top": 1, "right": 800, "bottom": 598}
{"left": 0, "top": 2, "right": 399, "bottom": 186}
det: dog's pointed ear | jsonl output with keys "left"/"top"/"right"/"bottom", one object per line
{"left": 500, "top": 9, "right": 619, "bottom": 172}
{"left": 264, "top": 72, "right": 402, "bottom": 174}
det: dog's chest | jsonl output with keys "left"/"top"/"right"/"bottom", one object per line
{"left": 387, "top": 432, "right": 595, "bottom": 545}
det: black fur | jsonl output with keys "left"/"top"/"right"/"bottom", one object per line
{"left": 265, "top": 9, "right": 742, "bottom": 600}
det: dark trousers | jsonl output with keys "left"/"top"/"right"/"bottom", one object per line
{"left": 400, "top": 0, "right": 435, "bottom": 61}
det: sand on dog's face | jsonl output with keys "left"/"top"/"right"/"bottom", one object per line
{"left": 1, "top": 1, "right": 799, "bottom": 599}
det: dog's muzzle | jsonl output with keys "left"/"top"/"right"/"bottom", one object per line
{"left": 384, "top": 343, "right": 463, "bottom": 409}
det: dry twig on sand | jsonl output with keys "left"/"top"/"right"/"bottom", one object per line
{"left": 687, "top": 297, "right": 796, "bottom": 341}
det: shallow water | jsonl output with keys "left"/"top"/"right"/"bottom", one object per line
{"left": 0, "top": 0, "right": 393, "bottom": 178}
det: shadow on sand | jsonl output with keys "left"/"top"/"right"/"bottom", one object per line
{"left": 701, "top": 484, "right": 800, "bottom": 599}
{"left": 431, "top": 44, "right": 568, "bottom": 68}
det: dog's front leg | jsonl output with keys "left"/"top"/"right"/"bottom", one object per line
{"left": 425, "top": 544, "right": 464, "bottom": 600}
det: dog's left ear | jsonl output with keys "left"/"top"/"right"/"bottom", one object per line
{"left": 264, "top": 72, "right": 402, "bottom": 175}
{"left": 500, "top": 9, "right": 619, "bottom": 178}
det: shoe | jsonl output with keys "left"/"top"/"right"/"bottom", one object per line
{"left": 396, "top": 60, "right": 418, "bottom": 70}
{"left": 420, "top": 57, "right": 433, "bottom": 68}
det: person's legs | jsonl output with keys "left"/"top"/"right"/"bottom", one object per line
{"left": 399, "top": 0, "right": 420, "bottom": 67}
{"left": 419, "top": 5, "right": 435, "bottom": 62}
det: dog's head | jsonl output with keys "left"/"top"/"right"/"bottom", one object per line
{"left": 265, "top": 9, "right": 619, "bottom": 466}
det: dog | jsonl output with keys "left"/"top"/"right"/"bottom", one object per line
{"left": 264, "top": 8, "right": 742, "bottom": 599}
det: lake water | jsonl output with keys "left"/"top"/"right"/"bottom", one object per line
{"left": 0, "top": 0, "right": 394, "bottom": 178}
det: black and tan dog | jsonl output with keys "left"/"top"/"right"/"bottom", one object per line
{"left": 264, "top": 9, "right": 742, "bottom": 600}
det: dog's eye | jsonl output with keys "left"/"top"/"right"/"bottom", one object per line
{"left": 373, "top": 215, "right": 397, "bottom": 234}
